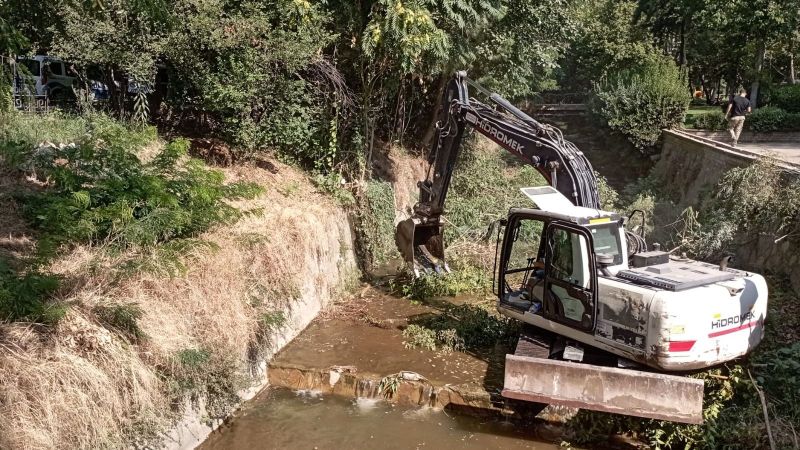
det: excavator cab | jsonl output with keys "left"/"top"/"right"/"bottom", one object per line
{"left": 495, "top": 208, "right": 602, "bottom": 333}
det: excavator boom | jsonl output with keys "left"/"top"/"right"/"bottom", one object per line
{"left": 396, "top": 72, "right": 599, "bottom": 274}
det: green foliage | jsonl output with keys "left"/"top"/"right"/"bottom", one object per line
{"left": 120, "top": 239, "right": 220, "bottom": 278}
{"left": 165, "top": 0, "right": 335, "bottom": 162}
{"left": 378, "top": 373, "right": 401, "bottom": 398}
{"left": 769, "top": 84, "right": 800, "bottom": 113}
{"left": 0, "top": 260, "right": 65, "bottom": 324}
{"left": 171, "top": 348, "right": 247, "bottom": 419}
{"left": 401, "top": 324, "right": 466, "bottom": 353}
{"left": 447, "top": 142, "right": 546, "bottom": 240}
{"left": 411, "top": 303, "right": 517, "bottom": 349}
{"left": 3, "top": 130, "right": 262, "bottom": 258}
{"left": 591, "top": 56, "right": 690, "bottom": 151}
{"left": 358, "top": 180, "right": 397, "bottom": 269}
{"left": 392, "top": 262, "right": 489, "bottom": 299}
{"left": 748, "top": 106, "right": 800, "bottom": 132}
{"left": 259, "top": 311, "right": 286, "bottom": 332}
{"left": 595, "top": 173, "right": 619, "bottom": 210}
{"left": 675, "top": 159, "right": 800, "bottom": 258}
{"left": 312, "top": 171, "right": 355, "bottom": 206}
{"left": 692, "top": 110, "right": 728, "bottom": 131}
{"left": 472, "top": 0, "right": 575, "bottom": 98}
{"left": 361, "top": 0, "right": 452, "bottom": 73}
{"left": 0, "top": 58, "right": 14, "bottom": 113}
{"left": 402, "top": 324, "right": 438, "bottom": 351}
{"left": 94, "top": 302, "right": 146, "bottom": 341}
{"left": 565, "top": 365, "right": 764, "bottom": 449}
{"left": 757, "top": 342, "right": 800, "bottom": 421}
{"left": 558, "top": 0, "right": 656, "bottom": 91}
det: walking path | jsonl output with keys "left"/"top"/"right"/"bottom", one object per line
{"left": 736, "top": 142, "right": 800, "bottom": 166}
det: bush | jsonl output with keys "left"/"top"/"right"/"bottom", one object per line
{"left": 674, "top": 159, "right": 800, "bottom": 259}
{"left": 770, "top": 84, "right": 800, "bottom": 113}
{"left": 162, "top": 1, "right": 337, "bottom": 166}
{"left": 692, "top": 110, "right": 728, "bottom": 130}
{"left": 0, "top": 260, "right": 65, "bottom": 324}
{"left": 786, "top": 111, "right": 800, "bottom": 130}
{"left": 749, "top": 106, "right": 787, "bottom": 132}
{"left": 2, "top": 134, "right": 262, "bottom": 258}
{"left": 170, "top": 348, "right": 247, "bottom": 419}
{"left": 591, "top": 57, "right": 690, "bottom": 151}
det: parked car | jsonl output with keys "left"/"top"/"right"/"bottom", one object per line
{"left": 13, "top": 55, "right": 109, "bottom": 101}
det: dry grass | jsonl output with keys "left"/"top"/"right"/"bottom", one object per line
{"left": 0, "top": 156, "right": 357, "bottom": 449}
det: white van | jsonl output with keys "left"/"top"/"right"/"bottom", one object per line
{"left": 13, "top": 55, "right": 109, "bottom": 100}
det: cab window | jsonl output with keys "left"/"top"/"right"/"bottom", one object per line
{"left": 590, "top": 223, "right": 622, "bottom": 265}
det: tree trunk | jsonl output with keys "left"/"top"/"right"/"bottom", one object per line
{"left": 750, "top": 42, "right": 766, "bottom": 108}
{"left": 679, "top": 21, "right": 688, "bottom": 67}
{"left": 789, "top": 50, "right": 797, "bottom": 84}
{"left": 421, "top": 74, "right": 447, "bottom": 148}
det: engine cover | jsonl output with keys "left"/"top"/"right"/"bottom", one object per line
{"left": 617, "top": 260, "right": 737, "bottom": 291}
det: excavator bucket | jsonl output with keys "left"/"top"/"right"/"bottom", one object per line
{"left": 503, "top": 330, "right": 705, "bottom": 424}
{"left": 395, "top": 216, "right": 449, "bottom": 276}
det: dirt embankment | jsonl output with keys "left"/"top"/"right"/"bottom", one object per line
{"left": 0, "top": 158, "right": 358, "bottom": 449}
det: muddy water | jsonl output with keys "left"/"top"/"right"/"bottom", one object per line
{"left": 273, "top": 287, "right": 503, "bottom": 387}
{"left": 200, "top": 388, "right": 557, "bottom": 450}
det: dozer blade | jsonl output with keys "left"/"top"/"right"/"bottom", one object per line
{"left": 395, "top": 216, "right": 450, "bottom": 277}
{"left": 502, "top": 355, "right": 705, "bottom": 424}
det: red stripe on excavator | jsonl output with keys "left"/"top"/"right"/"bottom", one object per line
{"left": 667, "top": 340, "right": 696, "bottom": 352}
{"left": 708, "top": 321, "right": 757, "bottom": 338}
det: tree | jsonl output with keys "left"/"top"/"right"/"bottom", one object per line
{"left": 558, "top": 0, "right": 656, "bottom": 91}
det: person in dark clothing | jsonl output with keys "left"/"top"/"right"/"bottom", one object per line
{"left": 725, "top": 88, "right": 751, "bottom": 146}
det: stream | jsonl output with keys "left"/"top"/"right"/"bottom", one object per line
{"left": 200, "top": 387, "right": 558, "bottom": 450}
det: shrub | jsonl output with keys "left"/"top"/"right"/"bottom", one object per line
{"left": 770, "top": 84, "right": 800, "bottom": 113}
{"left": 591, "top": 57, "right": 690, "bottom": 151}
{"left": 0, "top": 260, "right": 65, "bottom": 324}
{"left": 692, "top": 110, "right": 728, "bottom": 130}
{"left": 786, "top": 111, "right": 800, "bottom": 130}
{"left": 447, "top": 141, "right": 546, "bottom": 240}
{"left": 690, "top": 97, "right": 708, "bottom": 107}
{"left": 748, "top": 106, "right": 787, "bottom": 132}
{"left": 673, "top": 159, "right": 800, "bottom": 259}
{"left": 3, "top": 136, "right": 262, "bottom": 258}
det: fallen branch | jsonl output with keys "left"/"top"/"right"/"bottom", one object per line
{"left": 747, "top": 368, "right": 776, "bottom": 450}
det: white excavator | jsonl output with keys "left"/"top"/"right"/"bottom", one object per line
{"left": 395, "top": 72, "right": 768, "bottom": 424}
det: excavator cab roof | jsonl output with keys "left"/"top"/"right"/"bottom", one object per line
{"left": 518, "top": 186, "right": 621, "bottom": 225}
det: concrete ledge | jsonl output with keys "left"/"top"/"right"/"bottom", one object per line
{"left": 502, "top": 355, "right": 705, "bottom": 424}
{"left": 682, "top": 129, "right": 800, "bottom": 144}
{"left": 268, "top": 360, "right": 579, "bottom": 424}
{"left": 664, "top": 129, "right": 800, "bottom": 172}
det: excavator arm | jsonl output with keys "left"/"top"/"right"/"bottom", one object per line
{"left": 396, "top": 71, "right": 600, "bottom": 274}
